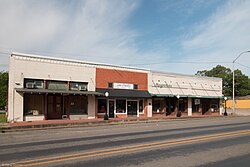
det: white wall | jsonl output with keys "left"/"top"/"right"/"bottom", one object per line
{"left": 148, "top": 71, "right": 222, "bottom": 97}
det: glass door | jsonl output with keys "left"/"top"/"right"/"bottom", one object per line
{"left": 108, "top": 100, "right": 115, "bottom": 118}
{"left": 127, "top": 101, "right": 138, "bottom": 117}
{"left": 47, "top": 95, "right": 63, "bottom": 119}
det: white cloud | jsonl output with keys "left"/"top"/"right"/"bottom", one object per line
{"left": 0, "top": 0, "right": 151, "bottom": 71}
{"left": 181, "top": 0, "right": 250, "bottom": 76}
{"left": 1, "top": 0, "right": 249, "bottom": 77}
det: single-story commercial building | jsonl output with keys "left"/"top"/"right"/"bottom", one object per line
{"left": 7, "top": 52, "right": 224, "bottom": 122}
{"left": 149, "top": 71, "right": 223, "bottom": 117}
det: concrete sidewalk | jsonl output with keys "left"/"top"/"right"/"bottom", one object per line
{"left": 0, "top": 115, "right": 226, "bottom": 133}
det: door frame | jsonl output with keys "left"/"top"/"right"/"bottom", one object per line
{"left": 47, "top": 94, "right": 63, "bottom": 119}
{"left": 108, "top": 99, "right": 115, "bottom": 118}
{"left": 127, "top": 100, "right": 139, "bottom": 117}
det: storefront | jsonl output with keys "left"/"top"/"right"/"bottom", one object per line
{"left": 8, "top": 52, "right": 224, "bottom": 122}
{"left": 95, "top": 68, "right": 151, "bottom": 118}
{"left": 15, "top": 79, "right": 102, "bottom": 121}
{"left": 8, "top": 53, "right": 99, "bottom": 122}
{"left": 149, "top": 71, "right": 223, "bottom": 117}
{"left": 191, "top": 97, "right": 220, "bottom": 116}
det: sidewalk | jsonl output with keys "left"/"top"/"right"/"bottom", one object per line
{"left": 0, "top": 115, "right": 224, "bottom": 133}
{"left": 0, "top": 115, "right": 232, "bottom": 133}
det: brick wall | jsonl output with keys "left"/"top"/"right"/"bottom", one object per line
{"left": 96, "top": 68, "right": 148, "bottom": 90}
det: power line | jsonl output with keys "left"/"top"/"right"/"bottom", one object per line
{"left": 235, "top": 62, "right": 250, "bottom": 69}
{"left": 0, "top": 51, "right": 9, "bottom": 56}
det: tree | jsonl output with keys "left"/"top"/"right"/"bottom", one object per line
{"left": 0, "top": 71, "right": 8, "bottom": 110}
{"left": 196, "top": 65, "right": 249, "bottom": 96}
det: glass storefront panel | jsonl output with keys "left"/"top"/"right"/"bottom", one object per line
{"left": 24, "top": 94, "right": 44, "bottom": 116}
{"left": 116, "top": 99, "right": 126, "bottom": 113}
{"left": 98, "top": 99, "right": 107, "bottom": 113}
{"left": 210, "top": 99, "right": 219, "bottom": 112}
{"left": 70, "top": 95, "right": 87, "bottom": 114}
{"left": 139, "top": 100, "right": 144, "bottom": 113}
{"left": 153, "top": 98, "right": 165, "bottom": 113}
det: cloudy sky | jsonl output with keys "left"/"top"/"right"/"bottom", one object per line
{"left": 0, "top": 0, "right": 250, "bottom": 76}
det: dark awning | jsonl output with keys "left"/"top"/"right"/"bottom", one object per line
{"left": 96, "top": 88, "right": 151, "bottom": 98}
{"left": 15, "top": 88, "right": 103, "bottom": 96}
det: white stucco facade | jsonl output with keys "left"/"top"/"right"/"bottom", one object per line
{"left": 148, "top": 71, "right": 223, "bottom": 116}
{"left": 8, "top": 53, "right": 97, "bottom": 122}
{"left": 148, "top": 71, "right": 223, "bottom": 97}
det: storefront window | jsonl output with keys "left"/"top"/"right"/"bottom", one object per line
{"left": 192, "top": 99, "right": 201, "bottom": 113}
{"left": 210, "top": 99, "right": 219, "bottom": 112}
{"left": 46, "top": 80, "right": 68, "bottom": 90}
{"left": 24, "top": 94, "right": 44, "bottom": 116}
{"left": 179, "top": 99, "right": 187, "bottom": 113}
{"left": 70, "top": 82, "right": 88, "bottom": 91}
{"left": 70, "top": 95, "right": 87, "bottom": 114}
{"left": 98, "top": 99, "right": 107, "bottom": 113}
{"left": 139, "top": 100, "right": 144, "bottom": 113}
{"left": 24, "top": 79, "right": 44, "bottom": 89}
{"left": 116, "top": 99, "right": 126, "bottom": 113}
{"left": 153, "top": 98, "right": 165, "bottom": 113}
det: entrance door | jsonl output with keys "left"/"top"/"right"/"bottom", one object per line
{"left": 127, "top": 101, "right": 138, "bottom": 117}
{"left": 47, "top": 95, "right": 63, "bottom": 119}
{"left": 109, "top": 100, "right": 115, "bottom": 118}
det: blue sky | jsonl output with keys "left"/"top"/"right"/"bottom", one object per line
{"left": 0, "top": 0, "right": 250, "bottom": 76}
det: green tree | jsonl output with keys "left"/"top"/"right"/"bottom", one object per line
{"left": 196, "top": 65, "right": 249, "bottom": 96}
{"left": 0, "top": 71, "right": 8, "bottom": 110}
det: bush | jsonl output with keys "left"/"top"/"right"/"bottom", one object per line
{"left": 0, "top": 113, "right": 7, "bottom": 123}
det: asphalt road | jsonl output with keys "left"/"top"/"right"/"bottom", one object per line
{"left": 0, "top": 116, "right": 250, "bottom": 167}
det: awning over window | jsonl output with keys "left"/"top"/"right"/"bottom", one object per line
{"left": 96, "top": 88, "right": 151, "bottom": 98}
{"left": 15, "top": 88, "right": 103, "bottom": 96}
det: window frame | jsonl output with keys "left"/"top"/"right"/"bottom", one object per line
{"left": 115, "top": 99, "right": 127, "bottom": 114}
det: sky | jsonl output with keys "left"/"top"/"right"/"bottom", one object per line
{"left": 0, "top": 0, "right": 250, "bottom": 76}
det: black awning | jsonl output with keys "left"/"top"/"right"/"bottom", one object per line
{"left": 15, "top": 88, "right": 103, "bottom": 96}
{"left": 96, "top": 88, "right": 151, "bottom": 98}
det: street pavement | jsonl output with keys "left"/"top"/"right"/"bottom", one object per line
{"left": 0, "top": 116, "right": 249, "bottom": 167}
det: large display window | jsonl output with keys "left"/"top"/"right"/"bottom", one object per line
{"left": 116, "top": 99, "right": 126, "bottom": 113}
{"left": 153, "top": 98, "right": 165, "bottom": 113}
{"left": 70, "top": 95, "right": 88, "bottom": 115}
{"left": 24, "top": 94, "right": 44, "bottom": 116}
{"left": 98, "top": 99, "right": 107, "bottom": 113}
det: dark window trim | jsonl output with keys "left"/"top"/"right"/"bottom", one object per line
{"left": 108, "top": 82, "right": 113, "bottom": 88}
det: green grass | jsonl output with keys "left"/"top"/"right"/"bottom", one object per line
{"left": 0, "top": 113, "right": 7, "bottom": 123}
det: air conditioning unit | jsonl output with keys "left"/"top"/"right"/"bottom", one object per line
{"left": 79, "top": 85, "right": 87, "bottom": 91}
{"left": 70, "top": 87, "right": 79, "bottom": 91}
{"left": 26, "top": 82, "right": 35, "bottom": 89}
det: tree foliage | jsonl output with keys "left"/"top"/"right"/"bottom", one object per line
{"left": 196, "top": 65, "right": 250, "bottom": 96}
{"left": 0, "top": 71, "right": 8, "bottom": 110}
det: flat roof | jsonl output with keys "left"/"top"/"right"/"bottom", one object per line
{"left": 11, "top": 52, "right": 150, "bottom": 72}
{"left": 11, "top": 52, "right": 222, "bottom": 80}
{"left": 151, "top": 70, "right": 222, "bottom": 81}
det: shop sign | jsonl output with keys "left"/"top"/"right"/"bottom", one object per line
{"left": 113, "top": 83, "right": 133, "bottom": 89}
{"left": 152, "top": 83, "right": 172, "bottom": 88}
{"left": 194, "top": 99, "right": 200, "bottom": 105}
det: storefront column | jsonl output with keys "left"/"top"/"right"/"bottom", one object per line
{"left": 188, "top": 97, "right": 192, "bottom": 116}
{"left": 219, "top": 99, "right": 223, "bottom": 115}
{"left": 88, "top": 95, "right": 96, "bottom": 119}
{"left": 147, "top": 99, "right": 152, "bottom": 117}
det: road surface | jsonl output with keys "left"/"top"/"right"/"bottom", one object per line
{"left": 0, "top": 116, "right": 250, "bottom": 166}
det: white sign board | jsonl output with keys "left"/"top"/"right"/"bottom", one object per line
{"left": 194, "top": 99, "right": 200, "bottom": 105}
{"left": 113, "top": 83, "right": 133, "bottom": 90}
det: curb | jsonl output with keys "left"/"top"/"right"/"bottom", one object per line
{"left": 0, "top": 115, "right": 239, "bottom": 133}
